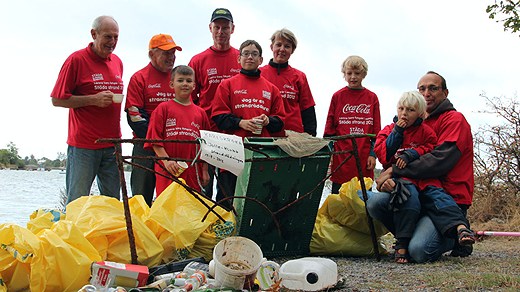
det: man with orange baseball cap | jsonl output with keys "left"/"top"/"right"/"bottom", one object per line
{"left": 125, "top": 33, "right": 182, "bottom": 206}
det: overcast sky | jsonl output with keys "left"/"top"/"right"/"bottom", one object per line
{"left": 1, "top": 0, "right": 519, "bottom": 159}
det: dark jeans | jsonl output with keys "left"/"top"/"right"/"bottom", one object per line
{"left": 367, "top": 186, "right": 470, "bottom": 262}
{"left": 130, "top": 143, "right": 156, "bottom": 206}
{"left": 420, "top": 186, "right": 469, "bottom": 237}
{"left": 331, "top": 182, "right": 342, "bottom": 194}
{"left": 203, "top": 165, "right": 217, "bottom": 199}
{"left": 393, "top": 184, "right": 421, "bottom": 240}
{"left": 216, "top": 170, "right": 236, "bottom": 210}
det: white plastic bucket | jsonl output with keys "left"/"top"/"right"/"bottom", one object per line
{"left": 279, "top": 257, "right": 337, "bottom": 291}
{"left": 213, "top": 236, "right": 263, "bottom": 289}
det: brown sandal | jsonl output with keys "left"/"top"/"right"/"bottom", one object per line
{"left": 394, "top": 248, "right": 410, "bottom": 264}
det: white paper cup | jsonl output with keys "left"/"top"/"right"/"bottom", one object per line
{"left": 173, "top": 161, "right": 188, "bottom": 177}
{"left": 112, "top": 94, "right": 124, "bottom": 103}
{"left": 252, "top": 118, "right": 263, "bottom": 135}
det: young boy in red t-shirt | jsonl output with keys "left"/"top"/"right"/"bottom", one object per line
{"left": 145, "top": 65, "right": 210, "bottom": 197}
{"left": 324, "top": 55, "right": 381, "bottom": 194}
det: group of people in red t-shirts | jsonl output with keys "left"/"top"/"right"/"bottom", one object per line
{"left": 52, "top": 8, "right": 475, "bottom": 264}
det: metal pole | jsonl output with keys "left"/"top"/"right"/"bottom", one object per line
{"left": 115, "top": 143, "right": 138, "bottom": 264}
{"left": 351, "top": 138, "right": 381, "bottom": 261}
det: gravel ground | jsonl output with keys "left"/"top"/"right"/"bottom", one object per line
{"left": 272, "top": 237, "right": 520, "bottom": 291}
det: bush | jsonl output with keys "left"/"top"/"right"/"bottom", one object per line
{"left": 470, "top": 94, "right": 520, "bottom": 229}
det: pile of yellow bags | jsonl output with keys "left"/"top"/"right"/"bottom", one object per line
{"left": 0, "top": 177, "right": 389, "bottom": 291}
{"left": 0, "top": 180, "right": 235, "bottom": 292}
{"left": 310, "top": 177, "right": 389, "bottom": 256}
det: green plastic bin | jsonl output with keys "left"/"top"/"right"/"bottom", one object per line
{"left": 233, "top": 137, "right": 333, "bottom": 257}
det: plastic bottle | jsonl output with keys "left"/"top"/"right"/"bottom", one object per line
{"left": 154, "top": 272, "right": 180, "bottom": 282}
{"left": 182, "top": 261, "right": 210, "bottom": 276}
{"left": 170, "top": 278, "right": 186, "bottom": 287}
{"left": 183, "top": 270, "right": 207, "bottom": 291}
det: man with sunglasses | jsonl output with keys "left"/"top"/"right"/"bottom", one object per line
{"left": 367, "top": 71, "right": 474, "bottom": 262}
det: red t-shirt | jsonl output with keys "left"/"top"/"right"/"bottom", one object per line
{"left": 188, "top": 47, "right": 241, "bottom": 129}
{"left": 51, "top": 43, "right": 124, "bottom": 149}
{"left": 125, "top": 62, "right": 174, "bottom": 136}
{"left": 324, "top": 87, "right": 381, "bottom": 184}
{"left": 424, "top": 110, "right": 474, "bottom": 204}
{"left": 375, "top": 122, "right": 442, "bottom": 190}
{"left": 145, "top": 100, "right": 210, "bottom": 195}
{"left": 260, "top": 64, "right": 315, "bottom": 133}
{"left": 211, "top": 73, "right": 286, "bottom": 138}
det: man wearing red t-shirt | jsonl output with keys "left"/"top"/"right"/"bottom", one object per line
{"left": 188, "top": 8, "right": 241, "bottom": 198}
{"left": 368, "top": 71, "right": 475, "bottom": 262}
{"left": 51, "top": 16, "right": 124, "bottom": 204}
{"left": 125, "top": 34, "right": 182, "bottom": 206}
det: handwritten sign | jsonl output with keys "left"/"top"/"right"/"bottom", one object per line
{"left": 199, "top": 130, "right": 245, "bottom": 176}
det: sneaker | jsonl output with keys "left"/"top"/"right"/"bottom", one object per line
{"left": 450, "top": 242, "right": 473, "bottom": 257}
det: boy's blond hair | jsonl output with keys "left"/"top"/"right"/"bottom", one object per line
{"left": 341, "top": 55, "right": 368, "bottom": 75}
{"left": 398, "top": 91, "right": 427, "bottom": 118}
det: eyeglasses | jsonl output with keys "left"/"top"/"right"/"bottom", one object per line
{"left": 240, "top": 51, "right": 260, "bottom": 58}
{"left": 417, "top": 85, "right": 441, "bottom": 93}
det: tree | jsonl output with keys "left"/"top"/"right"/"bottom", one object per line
{"left": 0, "top": 142, "right": 23, "bottom": 167}
{"left": 487, "top": 0, "right": 520, "bottom": 36}
{"left": 472, "top": 94, "right": 520, "bottom": 223}
{"left": 0, "top": 149, "right": 10, "bottom": 167}
{"left": 57, "top": 152, "right": 67, "bottom": 168}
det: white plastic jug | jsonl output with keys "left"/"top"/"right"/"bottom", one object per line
{"left": 279, "top": 257, "right": 337, "bottom": 291}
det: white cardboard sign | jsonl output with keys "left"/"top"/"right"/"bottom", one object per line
{"left": 199, "top": 130, "right": 245, "bottom": 176}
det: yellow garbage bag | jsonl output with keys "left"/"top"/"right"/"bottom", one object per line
{"left": 128, "top": 195, "right": 151, "bottom": 221}
{"left": 27, "top": 209, "right": 65, "bottom": 234}
{"left": 310, "top": 211, "right": 384, "bottom": 256}
{"left": 0, "top": 223, "right": 42, "bottom": 292}
{"left": 30, "top": 220, "right": 102, "bottom": 292}
{"left": 146, "top": 180, "right": 235, "bottom": 263}
{"left": 309, "top": 177, "right": 388, "bottom": 256}
{"left": 336, "top": 177, "right": 387, "bottom": 235}
{"left": 65, "top": 195, "right": 163, "bottom": 267}
{"left": 190, "top": 217, "right": 236, "bottom": 261}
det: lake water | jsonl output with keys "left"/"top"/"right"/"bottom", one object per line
{"left": 0, "top": 169, "right": 132, "bottom": 226}
{"left": 0, "top": 170, "right": 332, "bottom": 227}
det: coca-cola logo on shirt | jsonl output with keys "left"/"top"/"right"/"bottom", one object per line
{"left": 234, "top": 89, "right": 248, "bottom": 95}
{"left": 148, "top": 83, "right": 161, "bottom": 88}
{"left": 283, "top": 84, "right": 295, "bottom": 90}
{"left": 342, "top": 104, "right": 371, "bottom": 114}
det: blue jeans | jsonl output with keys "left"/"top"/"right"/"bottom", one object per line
{"left": 366, "top": 191, "right": 453, "bottom": 263}
{"left": 392, "top": 184, "right": 421, "bottom": 240}
{"left": 420, "top": 186, "right": 469, "bottom": 236}
{"left": 66, "top": 146, "right": 121, "bottom": 204}
{"left": 130, "top": 143, "right": 156, "bottom": 206}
